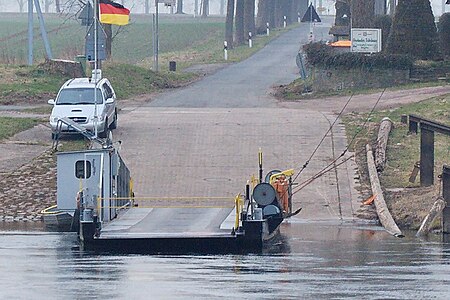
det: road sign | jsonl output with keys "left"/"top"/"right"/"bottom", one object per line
{"left": 85, "top": 22, "right": 107, "bottom": 61}
{"left": 351, "top": 28, "right": 382, "bottom": 53}
{"left": 79, "top": 2, "right": 93, "bottom": 26}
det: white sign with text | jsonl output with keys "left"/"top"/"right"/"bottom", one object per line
{"left": 351, "top": 28, "right": 382, "bottom": 53}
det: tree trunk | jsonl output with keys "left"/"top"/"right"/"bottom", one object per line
{"left": 366, "top": 144, "right": 404, "bottom": 237}
{"left": 375, "top": 117, "right": 393, "bottom": 172}
{"left": 243, "top": 0, "right": 255, "bottom": 39}
{"left": 268, "top": 0, "right": 276, "bottom": 28}
{"left": 274, "top": 0, "right": 283, "bottom": 27}
{"left": 18, "top": 0, "right": 25, "bottom": 13}
{"left": 145, "top": 0, "right": 150, "bottom": 14}
{"left": 235, "top": 0, "right": 245, "bottom": 45}
{"left": 176, "top": 0, "right": 183, "bottom": 14}
{"left": 44, "top": 0, "right": 51, "bottom": 13}
{"left": 225, "top": 0, "right": 235, "bottom": 48}
{"left": 103, "top": 24, "right": 112, "bottom": 59}
{"left": 351, "top": 0, "right": 375, "bottom": 28}
{"left": 220, "top": 0, "right": 225, "bottom": 16}
{"left": 389, "top": 0, "right": 396, "bottom": 15}
{"left": 256, "top": 0, "right": 269, "bottom": 34}
{"left": 55, "top": 0, "right": 60, "bottom": 13}
{"left": 416, "top": 197, "right": 445, "bottom": 236}
{"left": 202, "top": 0, "right": 209, "bottom": 17}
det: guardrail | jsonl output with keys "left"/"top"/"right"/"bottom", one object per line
{"left": 408, "top": 114, "right": 450, "bottom": 186}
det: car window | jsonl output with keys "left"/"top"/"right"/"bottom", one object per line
{"left": 103, "top": 83, "right": 113, "bottom": 99}
{"left": 56, "top": 88, "right": 104, "bottom": 105}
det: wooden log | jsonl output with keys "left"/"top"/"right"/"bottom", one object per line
{"left": 416, "top": 197, "right": 445, "bottom": 237}
{"left": 366, "top": 144, "right": 404, "bottom": 237}
{"left": 375, "top": 117, "right": 393, "bottom": 172}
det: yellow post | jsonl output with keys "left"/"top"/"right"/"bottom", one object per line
{"left": 258, "top": 148, "right": 263, "bottom": 183}
{"left": 235, "top": 194, "right": 241, "bottom": 229}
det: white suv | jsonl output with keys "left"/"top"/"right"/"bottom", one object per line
{"left": 48, "top": 77, "right": 118, "bottom": 139}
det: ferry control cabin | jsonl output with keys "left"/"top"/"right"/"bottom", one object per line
{"left": 53, "top": 148, "right": 132, "bottom": 230}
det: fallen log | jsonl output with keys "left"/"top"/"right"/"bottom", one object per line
{"left": 416, "top": 197, "right": 445, "bottom": 237}
{"left": 375, "top": 117, "right": 393, "bottom": 172}
{"left": 366, "top": 144, "right": 404, "bottom": 237}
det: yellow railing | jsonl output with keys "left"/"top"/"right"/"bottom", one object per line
{"left": 98, "top": 196, "right": 236, "bottom": 209}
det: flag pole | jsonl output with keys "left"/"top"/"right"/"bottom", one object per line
{"left": 93, "top": 0, "right": 98, "bottom": 138}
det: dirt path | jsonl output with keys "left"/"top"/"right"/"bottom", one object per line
{"left": 278, "top": 85, "right": 450, "bottom": 113}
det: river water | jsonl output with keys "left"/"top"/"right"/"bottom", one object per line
{"left": 1, "top": 220, "right": 450, "bottom": 299}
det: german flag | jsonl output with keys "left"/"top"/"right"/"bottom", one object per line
{"left": 99, "top": 0, "right": 130, "bottom": 26}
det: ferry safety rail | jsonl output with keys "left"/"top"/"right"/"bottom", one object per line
{"left": 97, "top": 196, "right": 237, "bottom": 209}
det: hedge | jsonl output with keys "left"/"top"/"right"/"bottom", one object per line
{"left": 303, "top": 42, "right": 414, "bottom": 70}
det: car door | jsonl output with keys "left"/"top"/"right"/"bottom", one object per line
{"left": 102, "top": 82, "right": 114, "bottom": 124}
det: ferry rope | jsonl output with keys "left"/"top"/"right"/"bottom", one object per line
{"left": 290, "top": 88, "right": 387, "bottom": 194}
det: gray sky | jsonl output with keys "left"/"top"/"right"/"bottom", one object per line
{"left": 0, "top": 1, "right": 447, "bottom": 16}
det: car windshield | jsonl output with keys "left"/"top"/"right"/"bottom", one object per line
{"left": 56, "top": 88, "right": 103, "bottom": 105}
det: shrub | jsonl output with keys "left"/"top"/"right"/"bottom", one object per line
{"left": 374, "top": 15, "right": 392, "bottom": 51}
{"left": 303, "top": 42, "right": 413, "bottom": 70}
{"left": 438, "top": 13, "right": 450, "bottom": 58}
{"left": 386, "top": 0, "right": 441, "bottom": 60}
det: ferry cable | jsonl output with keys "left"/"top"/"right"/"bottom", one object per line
{"left": 290, "top": 88, "right": 387, "bottom": 195}
{"left": 291, "top": 93, "right": 355, "bottom": 184}
{"left": 321, "top": 111, "right": 343, "bottom": 220}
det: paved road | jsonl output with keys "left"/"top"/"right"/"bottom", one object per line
{"left": 147, "top": 19, "right": 332, "bottom": 108}
{"left": 113, "top": 16, "right": 362, "bottom": 234}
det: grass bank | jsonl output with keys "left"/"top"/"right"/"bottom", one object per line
{"left": 343, "top": 94, "right": 450, "bottom": 229}
{"left": 0, "top": 117, "right": 40, "bottom": 140}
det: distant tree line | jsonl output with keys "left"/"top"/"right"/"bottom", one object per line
{"left": 226, "top": 0, "right": 305, "bottom": 49}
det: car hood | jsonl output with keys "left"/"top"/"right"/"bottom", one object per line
{"left": 51, "top": 104, "right": 103, "bottom": 119}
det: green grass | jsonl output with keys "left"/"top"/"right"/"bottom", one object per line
{"left": 0, "top": 13, "right": 226, "bottom": 65}
{"left": 279, "top": 76, "right": 448, "bottom": 100}
{"left": 101, "top": 63, "right": 195, "bottom": 99}
{"left": 0, "top": 117, "right": 40, "bottom": 140}
{"left": 0, "top": 65, "right": 68, "bottom": 105}
{"left": 343, "top": 94, "right": 450, "bottom": 188}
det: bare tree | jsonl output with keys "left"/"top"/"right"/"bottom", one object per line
{"left": 202, "top": 0, "right": 209, "bottom": 17}
{"left": 16, "top": 0, "right": 26, "bottom": 13}
{"left": 43, "top": 0, "right": 55, "bottom": 13}
{"left": 219, "top": 0, "right": 225, "bottom": 15}
{"left": 145, "top": 0, "right": 149, "bottom": 14}
{"left": 176, "top": 0, "right": 183, "bottom": 14}
{"left": 235, "top": 0, "right": 245, "bottom": 44}
{"left": 225, "top": 0, "right": 235, "bottom": 48}
{"left": 243, "top": 0, "right": 255, "bottom": 38}
{"left": 256, "top": 0, "right": 270, "bottom": 33}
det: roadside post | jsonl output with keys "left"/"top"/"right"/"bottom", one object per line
{"left": 442, "top": 166, "right": 450, "bottom": 233}
{"left": 266, "top": 22, "right": 270, "bottom": 36}
{"left": 224, "top": 41, "right": 228, "bottom": 61}
{"left": 248, "top": 32, "right": 252, "bottom": 48}
{"left": 283, "top": 16, "right": 287, "bottom": 28}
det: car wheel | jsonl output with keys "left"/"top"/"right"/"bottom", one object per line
{"left": 110, "top": 111, "right": 117, "bottom": 130}
{"left": 98, "top": 120, "right": 108, "bottom": 138}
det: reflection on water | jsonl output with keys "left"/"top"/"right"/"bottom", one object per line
{"left": 1, "top": 221, "right": 450, "bottom": 299}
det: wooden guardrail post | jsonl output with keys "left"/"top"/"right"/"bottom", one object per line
{"left": 420, "top": 126, "right": 435, "bottom": 186}
{"left": 443, "top": 166, "right": 450, "bottom": 233}
{"left": 408, "top": 118, "right": 418, "bottom": 134}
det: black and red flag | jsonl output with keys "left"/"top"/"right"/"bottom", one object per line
{"left": 99, "top": 0, "right": 130, "bottom": 26}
